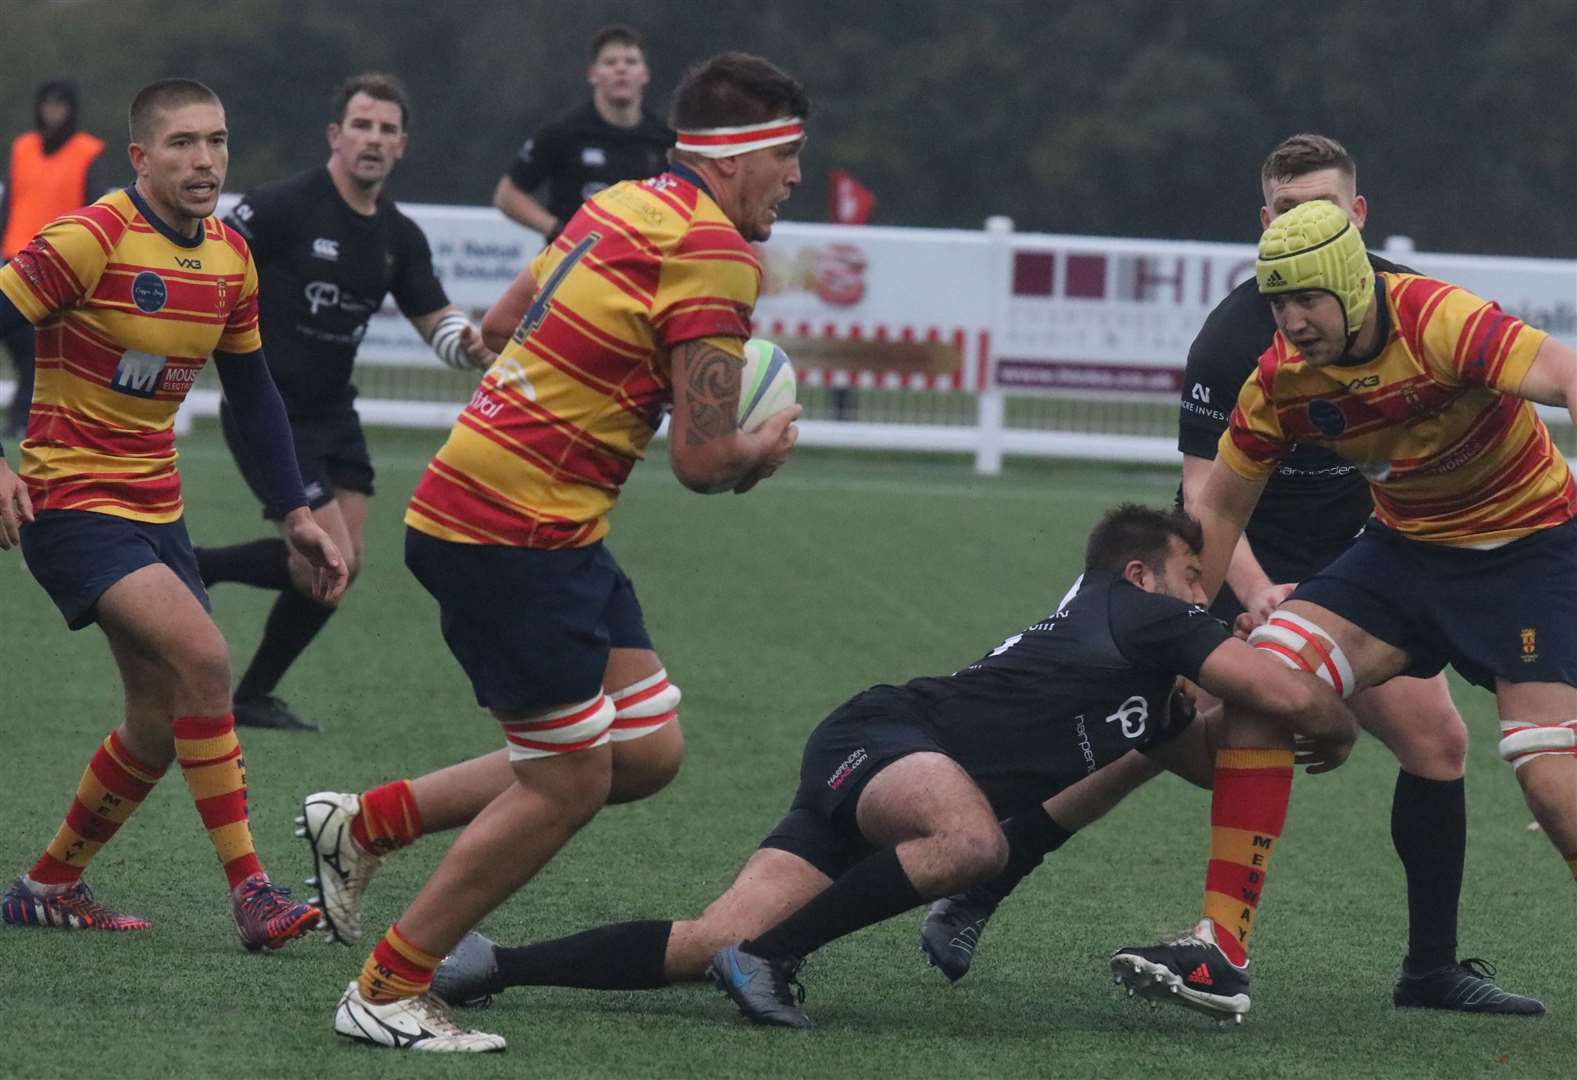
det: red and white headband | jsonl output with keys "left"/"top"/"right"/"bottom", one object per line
{"left": 674, "top": 116, "right": 805, "bottom": 158}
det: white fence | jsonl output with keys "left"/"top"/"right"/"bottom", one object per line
{"left": 32, "top": 197, "right": 1576, "bottom": 474}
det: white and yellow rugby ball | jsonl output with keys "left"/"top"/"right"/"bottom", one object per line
{"left": 738, "top": 338, "right": 797, "bottom": 433}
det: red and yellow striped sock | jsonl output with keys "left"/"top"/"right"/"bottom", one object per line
{"left": 1202, "top": 747, "right": 1294, "bottom": 966}
{"left": 172, "top": 715, "right": 264, "bottom": 890}
{"left": 359, "top": 922, "right": 441, "bottom": 1003}
{"left": 350, "top": 780, "right": 423, "bottom": 855}
{"left": 29, "top": 730, "right": 165, "bottom": 886}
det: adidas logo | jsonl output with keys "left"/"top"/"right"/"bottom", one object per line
{"left": 1264, "top": 269, "right": 1286, "bottom": 287}
{"left": 1186, "top": 962, "right": 1214, "bottom": 987}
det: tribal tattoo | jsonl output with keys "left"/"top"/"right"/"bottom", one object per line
{"left": 679, "top": 342, "right": 743, "bottom": 445}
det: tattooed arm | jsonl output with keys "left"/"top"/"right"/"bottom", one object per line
{"left": 668, "top": 337, "right": 802, "bottom": 494}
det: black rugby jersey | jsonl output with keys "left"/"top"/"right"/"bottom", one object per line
{"left": 1178, "top": 252, "right": 1412, "bottom": 554}
{"left": 887, "top": 571, "right": 1230, "bottom": 813}
{"left": 506, "top": 102, "right": 673, "bottom": 235}
{"left": 224, "top": 167, "right": 448, "bottom": 416}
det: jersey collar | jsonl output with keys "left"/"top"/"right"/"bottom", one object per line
{"left": 126, "top": 184, "right": 206, "bottom": 249}
{"left": 667, "top": 161, "right": 713, "bottom": 199}
{"left": 1332, "top": 276, "right": 1392, "bottom": 367}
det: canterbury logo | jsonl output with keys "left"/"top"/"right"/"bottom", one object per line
{"left": 1264, "top": 269, "right": 1286, "bottom": 286}
{"left": 1186, "top": 963, "right": 1214, "bottom": 986}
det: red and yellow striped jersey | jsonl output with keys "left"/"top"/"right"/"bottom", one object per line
{"left": 1220, "top": 272, "right": 1571, "bottom": 546}
{"left": 0, "top": 187, "right": 261, "bottom": 523}
{"left": 407, "top": 169, "right": 760, "bottom": 548}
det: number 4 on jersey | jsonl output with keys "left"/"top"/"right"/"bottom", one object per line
{"left": 514, "top": 232, "right": 601, "bottom": 344}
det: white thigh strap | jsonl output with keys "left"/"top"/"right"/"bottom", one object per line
{"left": 1498, "top": 720, "right": 1577, "bottom": 771}
{"left": 501, "top": 694, "right": 615, "bottom": 761}
{"left": 609, "top": 669, "right": 682, "bottom": 743}
{"left": 1247, "top": 609, "right": 1356, "bottom": 699}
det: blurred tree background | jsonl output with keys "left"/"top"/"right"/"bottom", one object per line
{"left": 4, "top": 0, "right": 1573, "bottom": 255}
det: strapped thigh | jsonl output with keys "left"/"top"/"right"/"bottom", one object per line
{"left": 501, "top": 693, "right": 615, "bottom": 761}
{"left": 608, "top": 668, "right": 681, "bottom": 743}
{"left": 1498, "top": 720, "right": 1577, "bottom": 771}
{"left": 1247, "top": 608, "right": 1357, "bottom": 699}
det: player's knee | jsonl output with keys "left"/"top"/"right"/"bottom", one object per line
{"left": 1382, "top": 710, "right": 1468, "bottom": 779}
{"left": 937, "top": 822, "right": 1009, "bottom": 891}
{"left": 608, "top": 732, "right": 685, "bottom": 804}
{"left": 179, "top": 644, "right": 233, "bottom": 709}
{"left": 1432, "top": 711, "right": 1469, "bottom": 775}
{"left": 503, "top": 694, "right": 617, "bottom": 818}
{"left": 605, "top": 672, "right": 684, "bottom": 803}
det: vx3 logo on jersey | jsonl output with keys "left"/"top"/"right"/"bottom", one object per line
{"left": 1343, "top": 374, "right": 1380, "bottom": 391}
{"left": 174, "top": 256, "right": 202, "bottom": 270}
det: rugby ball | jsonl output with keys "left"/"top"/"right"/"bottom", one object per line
{"left": 738, "top": 338, "right": 797, "bottom": 433}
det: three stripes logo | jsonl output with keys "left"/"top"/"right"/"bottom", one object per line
{"left": 1264, "top": 269, "right": 1286, "bottom": 287}
{"left": 1186, "top": 963, "right": 1214, "bottom": 987}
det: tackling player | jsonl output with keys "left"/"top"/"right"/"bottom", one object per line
{"left": 309, "top": 52, "right": 806, "bottom": 1052}
{"left": 423, "top": 505, "right": 1358, "bottom": 1030}
{"left": 921, "top": 135, "right": 1538, "bottom": 1015}
{"left": 1112, "top": 199, "right": 1577, "bottom": 1022}
{"left": 195, "top": 73, "right": 491, "bottom": 733}
{"left": 0, "top": 79, "right": 343, "bottom": 949}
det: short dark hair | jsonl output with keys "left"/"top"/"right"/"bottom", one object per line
{"left": 332, "top": 72, "right": 410, "bottom": 130}
{"left": 670, "top": 52, "right": 809, "bottom": 132}
{"left": 1084, "top": 504, "right": 1203, "bottom": 576}
{"left": 1261, "top": 133, "right": 1357, "bottom": 189}
{"left": 128, "top": 78, "right": 220, "bottom": 143}
{"left": 589, "top": 24, "right": 644, "bottom": 64}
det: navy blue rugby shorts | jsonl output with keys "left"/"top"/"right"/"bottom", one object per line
{"left": 22, "top": 509, "right": 210, "bottom": 630}
{"left": 404, "top": 528, "right": 653, "bottom": 713}
{"left": 1291, "top": 517, "right": 1577, "bottom": 691}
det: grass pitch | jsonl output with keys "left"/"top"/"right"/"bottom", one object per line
{"left": 0, "top": 424, "right": 1569, "bottom": 1078}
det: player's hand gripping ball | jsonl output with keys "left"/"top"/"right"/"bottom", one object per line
{"left": 737, "top": 338, "right": 797, "bottom": 433}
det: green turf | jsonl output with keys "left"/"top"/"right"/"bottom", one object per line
{"left": 0, "top": 425, "right": 1569, "bottom": 1078}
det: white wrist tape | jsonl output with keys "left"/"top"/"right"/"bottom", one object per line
{"left": 431, "top": 311, "right": 473, "bottom": 370}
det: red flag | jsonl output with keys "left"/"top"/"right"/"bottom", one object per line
{"left": 828, "top": 169, "right": 876, "bottom": 225}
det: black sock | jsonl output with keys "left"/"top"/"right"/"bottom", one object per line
{"left": 742, "top": 847, "right": 923, "bottom": 966}
{"left": 1391, "top": 770, "right": 1464, "bottom": 974}
{"left": 972, "top": 806, "right": 1075, "bottom": 905}
{"left": 493, "top": 920, "right": 673, "bottom": 990}
{"left": 196, "top": 538, "right": 291, "bottom": 589}
{"left": 234, "top": 588, "right": 336, "bottom": 701}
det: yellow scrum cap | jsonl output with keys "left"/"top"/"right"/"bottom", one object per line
{"left": 1256, "top": 199, "right": 1372, "bottom": 334}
